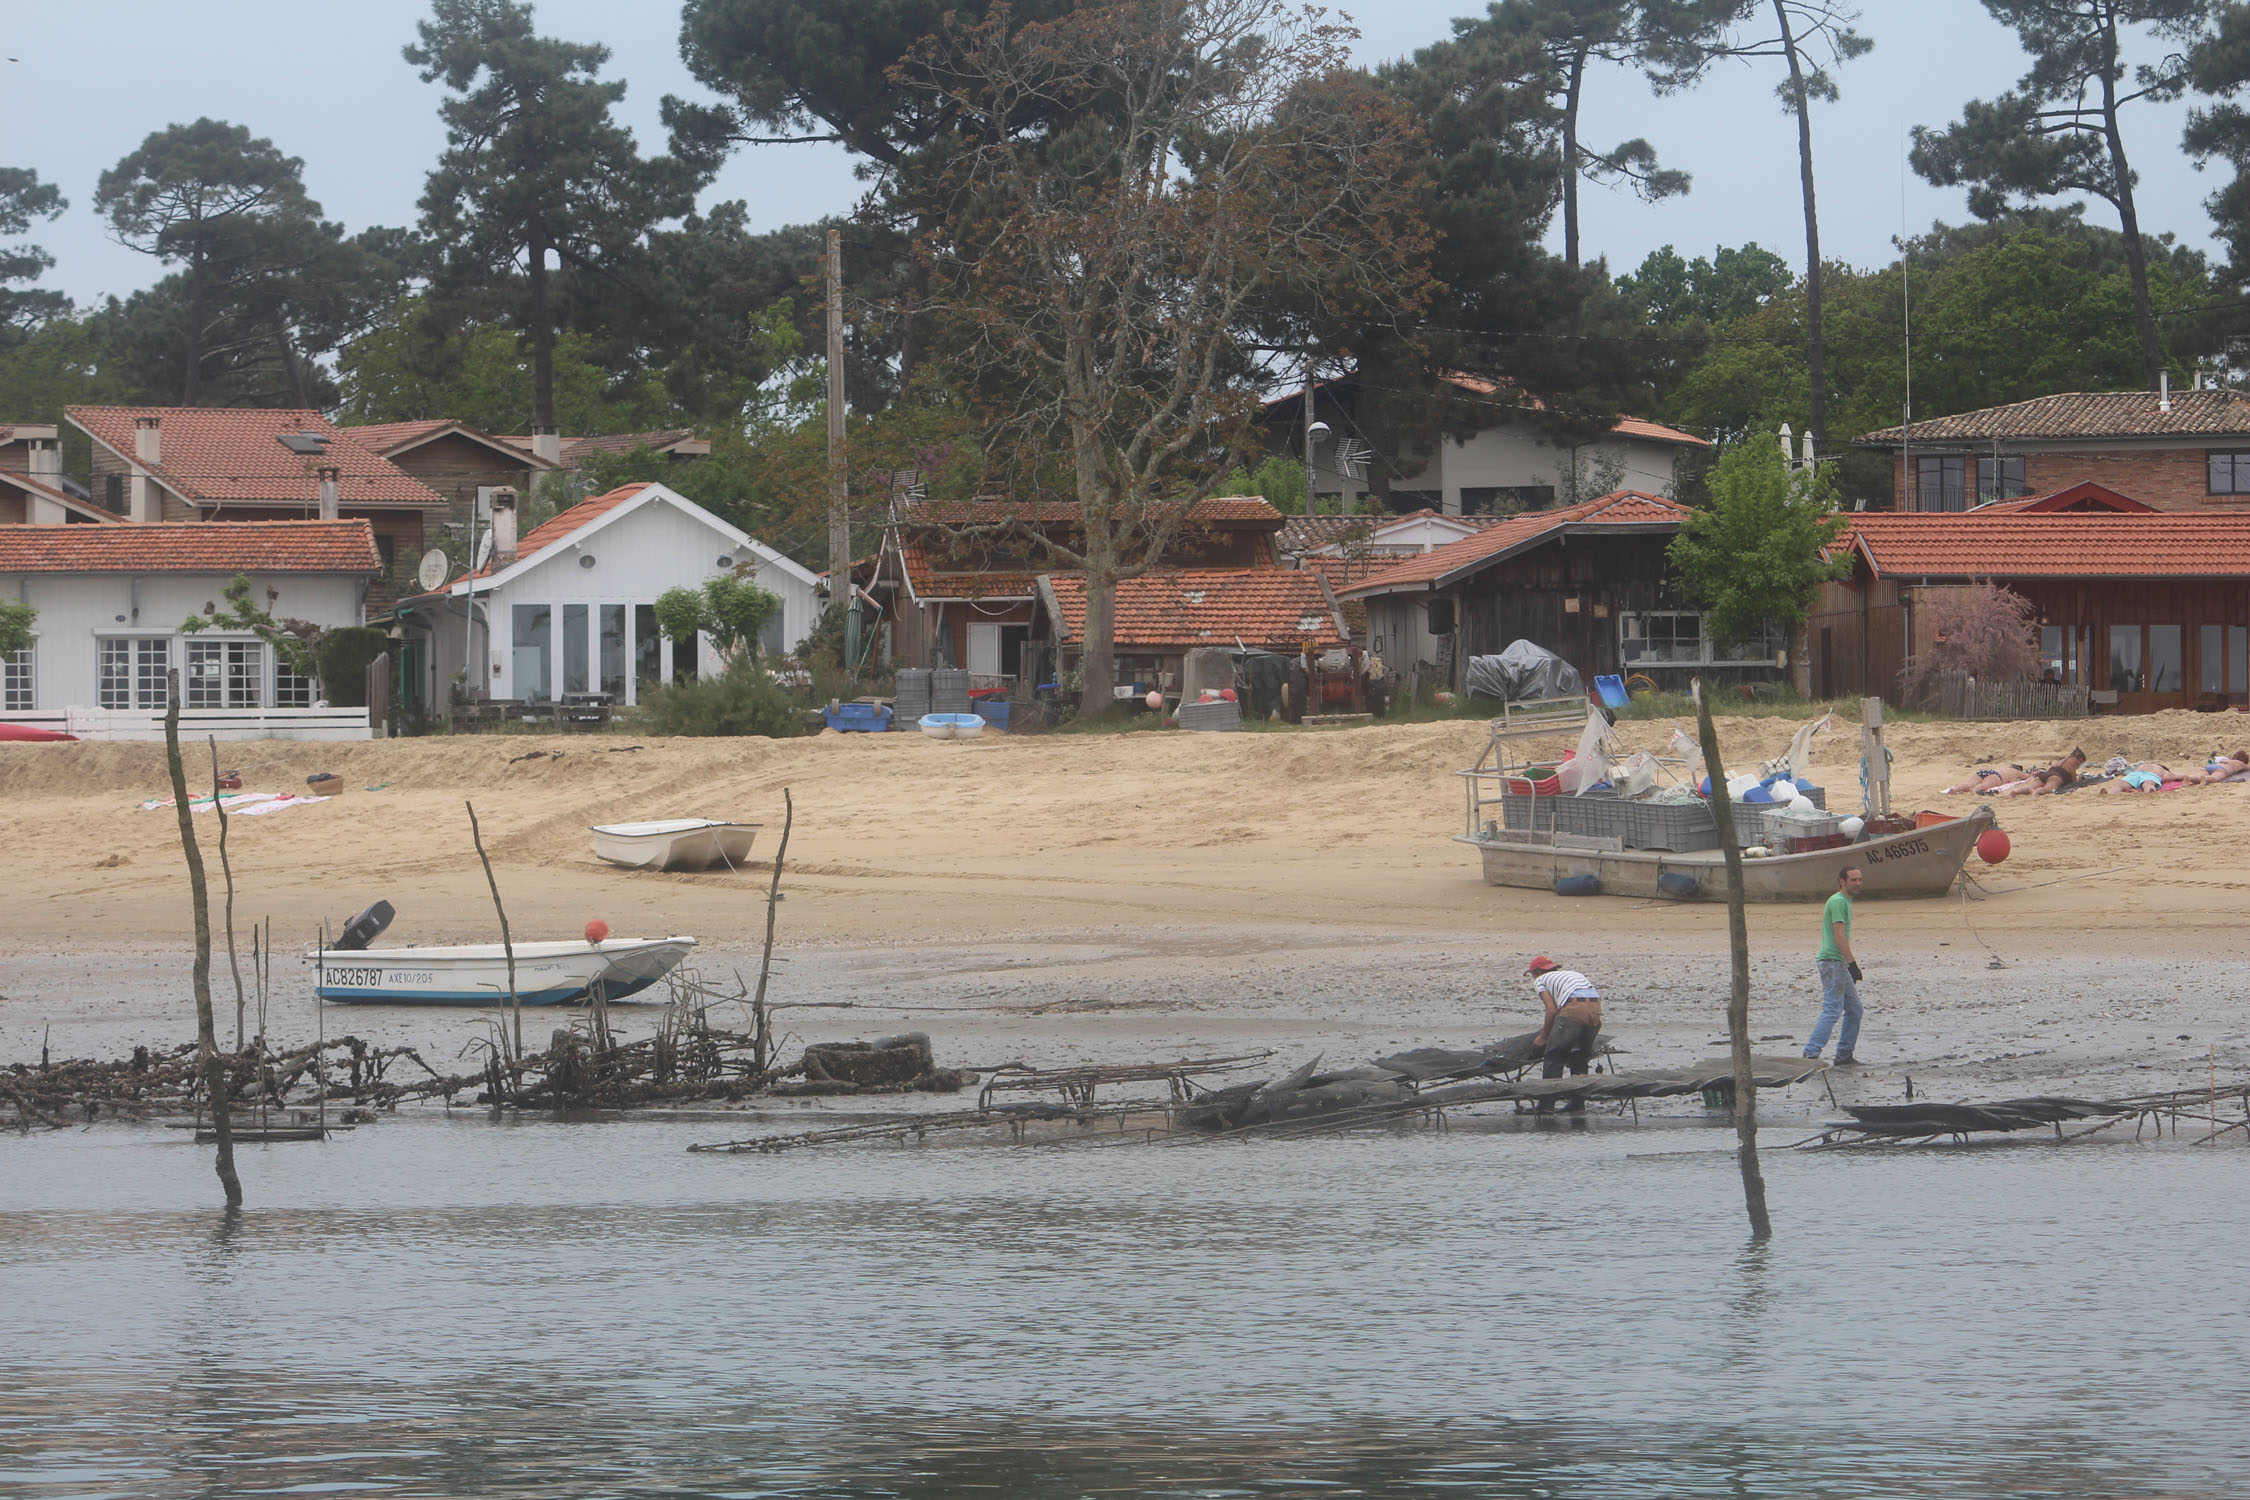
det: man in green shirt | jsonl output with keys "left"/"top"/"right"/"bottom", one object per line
{"left": 1803, "top": 866, "right": 1864, "bottom": 1065}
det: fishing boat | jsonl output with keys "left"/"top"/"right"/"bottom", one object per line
{"left": 313, "top": 935, "right": 697, "bottom": 1005}
{"left": 1452, "top": 807, "right": 1994, "bottom": 901}
{"left": 589, "top": 818, "right": 760, "bottom": 872}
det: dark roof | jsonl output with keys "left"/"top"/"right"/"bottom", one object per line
{"left": 1339, "top": 491, "right": 1690, "bottom": 597}
{"left": 1856, "top": 390, "right": 2250, "bottom": 446}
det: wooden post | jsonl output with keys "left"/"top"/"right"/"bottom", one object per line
{"left": 826, "top": 228, "right": 858, "bottom": 671}
{"left": 166, "top": 672, "right": 241, "bottom": 1207}
{"left": 208, "top": 738, "right": 246, "bottom": 1051}
{"left": 1694, "top": 678, "right": 1771, "bottom": 1240}
{"left": 751, "top": 788, "right": 794, "bottom": 1075}
{"left": 465, "top": 800, "right": 521, "bottom": 1061}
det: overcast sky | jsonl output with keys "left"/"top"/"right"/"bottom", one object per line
{"left": 1, "top": 0, "right": 2225, "bottom": 307}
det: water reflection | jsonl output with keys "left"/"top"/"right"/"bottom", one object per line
{"left": 1, "top": 1119, "right": 2243, "bottom": 1498}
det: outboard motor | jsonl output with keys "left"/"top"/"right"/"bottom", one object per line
{"left": 330, "top": 900, "right": 396, "bottom": 952}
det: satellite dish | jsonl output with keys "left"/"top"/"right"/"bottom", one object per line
{"left": 474, "top": 530, "right": 495, "bottom": 570}
{"left": 417, "top": 549, "right": 450, "bottom": 592}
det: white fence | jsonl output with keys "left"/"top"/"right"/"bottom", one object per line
{"left": 0, "top": 707, "right": 374, "bottom": 742}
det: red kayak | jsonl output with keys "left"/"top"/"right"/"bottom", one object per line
{"left": 0, "top": 723, "right": 77, "bottom": 742}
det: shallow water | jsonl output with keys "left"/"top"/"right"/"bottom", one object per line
{"left": 3, "top": 1115, "right": 2246, "bottom": 1498}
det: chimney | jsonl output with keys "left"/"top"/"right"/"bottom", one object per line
{"left": 2159, "top": 369, "right": 2172, "bottom": 414}
{"left": 530, "top": 427, "right": 561, "bottom": 466}
{"left": 26, "top": 439, "right": 65, "bottom": 523}
{"left": 317, "top": 465, "right": 340, "bottom": 522}
{"left": 490, "top": 485, "right": 519, "bottom": 566}
{"left": 134, "top": 415, "right": 161, "bottom": 466}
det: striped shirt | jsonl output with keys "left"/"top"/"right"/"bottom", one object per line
{"left": 1534, "top": 970, "right": 1600, "bottom": 1007}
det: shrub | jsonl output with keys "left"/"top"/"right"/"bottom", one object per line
{"left": 314, "top": 627, "right": 390, "bottom": 708}
{"left": 1897, "top": 582, "right": 2042, "bottom": 704}
{"left": 1668, "top": 438, "right": 1849, "bottom": 647}
{"left": 638, "top": 660, "right": 805, "bottom": 738}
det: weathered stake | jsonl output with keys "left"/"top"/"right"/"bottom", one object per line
{"left": 1694, "top": 678, "right": 1771, "bottom": 1240}
{"left": 208, "top": 738, "right": 247, "bottom": 1050}
{"left": 166, "top": 672, "right": 241, "bottom": 1206}
{"left": 751, "top": 788, "right": 794, "bottom": 1075}
{"left": 465, "top": 800, "right": 521, "bottom": 1060}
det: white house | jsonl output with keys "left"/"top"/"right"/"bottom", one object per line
{"left": 0, "top": 521, "right": 381, "bottom": 714}
{"left": 1278, "top": 372, "right": 1711, "bottom": 515}
{"left": 392, "top": 481, "right": 821, "bottom": 711}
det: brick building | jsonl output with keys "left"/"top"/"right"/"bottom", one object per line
{"left": 1855, "top": 388, "right": 2250, "bottom": 511}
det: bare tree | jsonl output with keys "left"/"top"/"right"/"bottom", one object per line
{"left": 893, "top": 0, "right": 1433, "bottom": 715}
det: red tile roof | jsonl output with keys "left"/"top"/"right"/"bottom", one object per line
{"left": 904, "top": 495, "right": 1285, "bottom": 529}
{"left": 1043, "top": 568, "right": 1344, "bottom": 652}
{"left": 454, "top": 484, "right": 652, "bottom": 583}
{"left": 1857, "top": 389, "right": 2250, "bottom": 446}
{"left": 0, "top": 520, "right": 383, "bottom": 574}
{"left": 1339, "top": 490, "right": 1691, "bottom": 596}
{"left": 68, "top": 407, "right": 445, "bottom": 508}
{"left": 343, "top": 419, "right": 554, "bottom": 468}
{"left": 1967, "top": 481, "right": 2156, "bottom": 514}
{"left": 1838, "top": 512, "right": 2250, "bottom": 579}
{"left": 0, "top": 467, "right": 121, "bottom": 522}
{"left": 1435, "top": 373, "right": 1712, "bottom": 447}
{"left": 897, "top": 541, "right": 1043, "bottom": 601}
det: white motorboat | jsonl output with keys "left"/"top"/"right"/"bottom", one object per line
{"left": 589, "top": 818, "right": 761, "bottom": 872}
{"left": 314, "top": 935, "right": 698, "bottom": 1006}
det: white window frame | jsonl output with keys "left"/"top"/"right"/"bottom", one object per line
{"left": 1621, "top": 611, "right": 1785, "bottom": 668}
{"left": 2, "top": 639, "right": 33, "bottom": 711}
{"left": 274, "top": 649, "right": 316, "bottom": 707}
{"left": 99, "top": 636, "right": 175, "bottom": 709}
{"left": 186, "top": 636, "right": 263, "bottom": 709}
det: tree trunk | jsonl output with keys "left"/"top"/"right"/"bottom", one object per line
{"left": 1694, "top": 678, "right": 1771, "bottom": 1241}
{"left": 900, "top": 257, "right": 929, "bottom": 392}
{"left": 166, "top": 672, "right": 241, "bottom": 1207}
{"left": 1561, "top": 45, "right": 1587, "bottom": 270}
{"left": 526, "top": 231, "right": 555, "bottom": 431}
{"left": 277, "top": 330, "right": 311, "bottom": 409}
{"left": 2098, "top": 10, "right": 2165, "bottom": 387}
{"left": 183, "top": 260, "right": 206, "bottom": 406}
{"left": 1774, "top": 0, "right": 1826, "bottom": 448}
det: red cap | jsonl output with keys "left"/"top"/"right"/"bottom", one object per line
{"left": 1526, "top": 955, "right": 1558, "bottom": 975}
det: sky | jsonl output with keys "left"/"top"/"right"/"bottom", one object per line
{"left": 0, "top": 0, "right": 2227, "bottom": 308}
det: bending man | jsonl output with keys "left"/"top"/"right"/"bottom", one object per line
{"left": 1527, "top": 955, "right": 1603, "bottom": 1114}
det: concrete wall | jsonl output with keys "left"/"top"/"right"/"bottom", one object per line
{"left": 0, "top": 570, "right": 366, "bottom": 710}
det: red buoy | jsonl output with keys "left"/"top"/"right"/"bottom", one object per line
{"left": 585, "top": 918, "right": 610, "bottom": 945}
{"left": 1975, "top": 829, "right": 2011, "bottom": 864}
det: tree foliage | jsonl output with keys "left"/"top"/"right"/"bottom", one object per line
{"left": 1911, "top": 0, "right": 2208, "bottom": 387}
{"left": 179, "top": 574, "right": 322, "bottom": 681}
{"left": 0, "top": 167, "right": 68, "bottom": 335}
{"left": 1898, "top": 582, "right": 2042, "bottom": 703}
{"left": 1619, "top": 242, "right": 1793, "bottom": 324}
{"left": 0, "top": 601, "right": 34, "bottom": 659}
{"left": 637, "top": 658, "right": 804, "bottom": 736}
{"left": 653, "top": 576, "right": 782, "bottom": 655}
{"left": 407, "top": 0, "right": 711, "bottom": 429}
{"left": 1667, "top": 435, "right": 1846, "bottom": 646}
{"left": 2185, "top": 1, "right": 2250, "bottom": 286}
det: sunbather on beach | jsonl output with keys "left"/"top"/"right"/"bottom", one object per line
{"left": 2096, "top": 762, "right": 2170, "bottom": 793}
{"left": 1942, "top": 765, "right": 2024, "bottom": 794}
{"left": 1998, "top": 748, "right": 2086, "bottom": 796}
{"left": 2177, "top": 751, "right": 2250, "bottom": 786}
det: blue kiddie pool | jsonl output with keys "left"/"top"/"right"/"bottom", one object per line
{"left": 917, "top": 712, "right": 986, "bottom": 741}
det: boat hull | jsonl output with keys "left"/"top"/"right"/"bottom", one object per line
{"left": 589, "top": 820, "right": 759, "bottom": 872}
{"left": 1456, "top": 808, "right": 1996, "bottom": 902}
{"left": 313, "top": 937, "right": 697, "bottom": 1005}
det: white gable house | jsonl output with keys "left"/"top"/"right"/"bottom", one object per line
{"left": 391, "top": 482, "right": 821, "bottom": 714}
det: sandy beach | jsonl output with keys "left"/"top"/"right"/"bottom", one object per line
{"left": 3, "top": 711, "right": 2246, "bottom": 1101}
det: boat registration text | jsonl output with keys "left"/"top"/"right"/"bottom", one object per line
{"left": 325, "top": 968, "right": 435, "bottom": 987}
{"left": 1862, "top": 837, "right": 1931, "bottom": 865}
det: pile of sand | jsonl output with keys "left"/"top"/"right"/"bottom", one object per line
{"left": 1, "top": 709, "right": 2245, "bottom": 953}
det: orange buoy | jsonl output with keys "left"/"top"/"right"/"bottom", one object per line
{"left": 585, "top": 918, "right": 610, "bottom": 944}
{"left": 1975, "top": 829, "right": 2011, "bottom": 864}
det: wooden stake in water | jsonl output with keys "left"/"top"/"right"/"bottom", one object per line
{"left": 208, "top": 738, "right": 247, "bottom": 1050}
{"left": 1694, "top": 678, "right": 1771, "bottom": 1241}
{"left": 751, "top": 788, "right": 794, "bottom": 1075}
{"left": 465, "top": 800, "right": 522, "bottom": 1061}
{"left": 164, "top": 670, "right": 241, "bottom": 1207}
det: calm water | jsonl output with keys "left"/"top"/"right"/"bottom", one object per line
{"left": 2, "top": 1114, "right": 2245, "bottom": 1498}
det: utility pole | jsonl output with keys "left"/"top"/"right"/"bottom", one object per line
{"left": 826, "top": 228, "right": 858, "bottom": 672}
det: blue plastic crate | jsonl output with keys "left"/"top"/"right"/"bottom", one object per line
{"left": 823, "top": 702, "right": 893, "bottom": 733}
{"left": 974, "top": 699, "right": 1012, "bottom": 730}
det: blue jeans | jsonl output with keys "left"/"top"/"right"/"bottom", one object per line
{"left": 1805, "top": 959, "right": 1862, "bottom": 1059}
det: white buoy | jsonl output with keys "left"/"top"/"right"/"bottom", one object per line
{"left": 1840, "top": 815, "right": 1866, "bottom": 839}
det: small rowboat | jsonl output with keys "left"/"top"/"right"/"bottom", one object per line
{"left": 313, "top": 936, "right": 697, "bottom": 1006}
{"left": 918, "top": 712, "right": 985, "bottom": 740}
{"left": 0, "top": 723, "right": 76, "bottom": 742}
{"left": 589, "top": 818, "right": 760, "bottom": 872}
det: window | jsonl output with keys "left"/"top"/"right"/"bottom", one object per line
{"left": 1621, "top": 611, "right": 1703, "bottom": 664}
{"left": 563, "top": 603, "right": 590, "bottom": 695}
{"left": 275, "top": 651, "right": 316, "bottom": 707}
{"left": 102, "top": 638, "right": 173, "bottom": 708}
{"left": 600, "top": 604, "right": 626, "bottom": 699}
{"left": 1915, "top": 455, "right": 1967, "bottom": 512}
{"left": 513, "top": 604, "right": 552, "bottom": 702}
{"left": 2208, "top": 452, "right": 2250, "bottom": 495}
{"left": 2147, "top": 624, "right": 2183, "bottom": 694}
{"left": 1976, "top": 455, "right": 2027, "bottom": 502}
{"left": 187, "top": 640, "right": 261, "bottom": 708}
{"left": 375, "top": 534, "right": 396, "bottom": 567}
{"left": 1458, "top": 485, "right": 1554, "bottom": 517}
{"left": 2, "top": 643, "right": 31, "bottom": 710}
{"left": 2109, "top": 625, "right": 2143, "bottom": 693}
{"left": 2041, "top": 624, "right": 2091, "bottom": 686}
{"left": 634, "top": 604, "right": 661, "bottom": 689}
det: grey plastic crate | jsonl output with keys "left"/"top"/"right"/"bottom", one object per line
{"left": 894, "top": 668, "right": 933, "bottom": 724}
{"left": 1615, "top": 799, "right": 1722, "bottom": 852}
{"left": 1176, "top": 699, "right": 1242, "bottom": 732}
{"left": 930, "top": 667, "right": 971, "bottom": 715}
